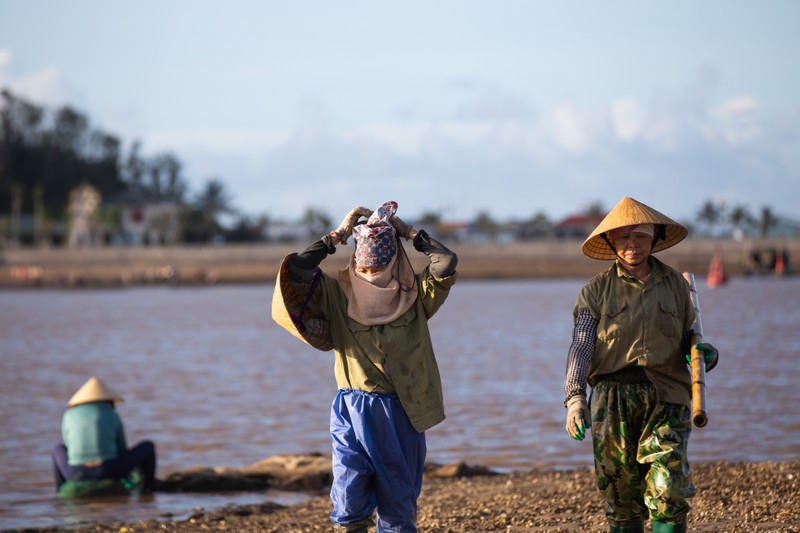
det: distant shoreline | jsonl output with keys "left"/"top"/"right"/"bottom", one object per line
{"left": 1, "top": 237, "right": 797, "bottom": 288}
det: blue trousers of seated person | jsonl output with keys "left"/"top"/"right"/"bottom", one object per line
{"left": 51, "top": 440, "right": 156, "bottom": 493}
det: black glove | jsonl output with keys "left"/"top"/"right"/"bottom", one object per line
{"left": 413, "top": 230, "right": 458, "bottom": 277}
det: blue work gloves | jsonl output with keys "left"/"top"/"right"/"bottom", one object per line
{"left": 685, "top": 342, "right": 719, "bottom": 371}
{"left": 565, "top": 395, "right": 590, "bottom": 441}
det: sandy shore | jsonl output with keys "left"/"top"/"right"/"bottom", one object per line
{"left": 2, "top": 237, "right": 797, "bottom": 287}
{"left": 8, "top": 461, "right": 799, "bottom": 532}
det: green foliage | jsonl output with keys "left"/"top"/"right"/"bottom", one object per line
{"left": 0, "top": 89, "right": 250, "bottom": 243}
{"left": 0, "top": 89, "right": 127, "bottom": 217}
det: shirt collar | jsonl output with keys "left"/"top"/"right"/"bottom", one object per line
{"left": 613, "top": 256, "right": 666, "bottom": 282}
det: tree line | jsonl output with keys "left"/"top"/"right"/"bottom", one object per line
{"left": 0, "top": 88, "right": 258, "bottom": 245}
{"left": 1, "top": 88, "right": 792, "bottom": 247}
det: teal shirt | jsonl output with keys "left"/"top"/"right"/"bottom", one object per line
{"left": 62, "top": 402, "right": 127, "bottom": 465}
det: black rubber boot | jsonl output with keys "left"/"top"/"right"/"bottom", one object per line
{"left": 609, "top": 522, "right": 644, "bottom": 533}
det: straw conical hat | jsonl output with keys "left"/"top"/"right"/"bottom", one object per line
{"left": 582, "top": 197, "right": 687, "bottom": 260}
{"left": 68, "top": 377, "right": 123, "bottom": 407}
{"left": 271, "top": 253, "right": 334, "bottom": 351}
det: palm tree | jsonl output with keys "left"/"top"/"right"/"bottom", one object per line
{"left": 188, "top": 178, "right": 234, "bottom": 241}
{"left": 729, "top": 205, "right": 754, "bottom": 237}
{"left": 697, "top": 200, "right": 723, "bottom": 236}
{"left": 758, "top": 206, "right": 778, "bottom": 238}
{"left": 519, "top": 211, "right": 552, "bottom": 240}
{"left": 473, "top": 210, "right": 498, "bottom": 241}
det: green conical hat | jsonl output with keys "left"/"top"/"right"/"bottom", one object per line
{"left": 582, "top": 197, "right": 687, "bottom": 260}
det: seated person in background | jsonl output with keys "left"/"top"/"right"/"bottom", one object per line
{"left": 52, "top": 376, "right": 157, "bottom": 493}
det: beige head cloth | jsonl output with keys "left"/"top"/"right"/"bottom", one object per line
{"left": 271, "top": 253, "right": 334, "bottom": 351}
{"left": 582, "top": 196, "right": 688, "bottom": 260}
{"left": 68, "top": 377, "right": 123, "bottom": 407}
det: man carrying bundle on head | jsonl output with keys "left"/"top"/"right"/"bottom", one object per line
{"left": 563, "top": 197, "right": 720, "bottom": 533}
{"left": 272, "top": 201, "right": 458, "bottom": 533}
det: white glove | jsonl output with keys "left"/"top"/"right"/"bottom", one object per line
{"left": 565, "top": 395, "right": 590, "bottom": 441}
{"left": 333, "top": 207, "right": 372, "bottom": 243}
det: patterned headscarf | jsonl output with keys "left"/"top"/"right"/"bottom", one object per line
{"left": 353, "top": 201, "right": 398, "bottom": 268}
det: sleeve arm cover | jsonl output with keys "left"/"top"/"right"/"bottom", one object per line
{"left": 564, "top": 308, "right": 597, "bottom": 404}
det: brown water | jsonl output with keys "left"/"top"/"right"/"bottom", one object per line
{"left": 1, "top": 277, "right": 799, "bottom": 529}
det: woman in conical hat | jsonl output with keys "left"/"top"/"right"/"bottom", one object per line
{"left": 563, "top": 197, "right": 720, "bottom": 532}
{"left": 51, "top": 377, "right": 157, "bottom": 494}
{"left": 272, "top": 201, "right": 458, "bottom": 532}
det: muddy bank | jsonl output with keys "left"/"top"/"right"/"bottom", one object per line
{"left": 7, "top": 461, "right": 798, "bottom": 532}
{"left": 1, "top": 238, "right": 797, "bottom": 287}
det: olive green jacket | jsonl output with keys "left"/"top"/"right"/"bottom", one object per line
{"left": 300, "top": 267, "right": 457, "bottom": 432}
{"left": 575, "top": 257, "right": 695, "bottom": 405}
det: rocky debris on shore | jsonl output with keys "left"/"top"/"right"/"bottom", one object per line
{"left": 7, "top": 460, "right": 798, "bottom": 532}
{"left": 159, "top": 453, "right": 334, "bottom": 493}
{"left": 156, "top": 454, "right": 499, "bottom": 495}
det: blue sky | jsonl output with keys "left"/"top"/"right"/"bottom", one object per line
{"left": 1, "top": 1, "right": 798, "bottom": 225}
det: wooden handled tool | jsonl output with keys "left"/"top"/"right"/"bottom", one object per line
{"left": 683, "top": 272, "right": 708, "bottom": 427}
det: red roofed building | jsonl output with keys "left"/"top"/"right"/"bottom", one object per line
{"left": 553, "top": 214, "right": 605, "bottom": 239}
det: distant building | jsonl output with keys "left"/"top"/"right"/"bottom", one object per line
{"left": 433, "top": 221, "right": 471, "bottom": 242}
{"left": 264, "top": 223, "right": 313, "bottom": 242}
{"left": 67, "top": 184, "right": 102, "bottom": 248}
{"left": 120, "top": 202, "right": 180, "bottom": 245}
{"left": 103, "top": 190, "right": 181, "bottom": 246}
{"left": 553, "top": 214, "right": 605, "bottom": 239}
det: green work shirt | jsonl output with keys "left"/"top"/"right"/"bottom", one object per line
{"left": 575, "top": 257, "right": 695, "bottom": 406}
{"left": 62, "top": 402, "right": 127, "bottom": 465}
{"left": 302, "top": 266, "right": 456, "bottom": 432}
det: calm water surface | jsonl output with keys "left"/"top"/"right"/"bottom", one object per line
{"left": 1, "top": 276, "right": 799, "bottom": 529}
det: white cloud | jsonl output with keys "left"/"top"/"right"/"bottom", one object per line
{"left": 720, "top": 96, "right": 759, "bottom": 117}
{"left": 611, "top": 97, "right": 644, "bottom": 142}
{"left": 147, "top": 129, "right": 291, "bottom": 157}
{"left": 0, "top": 49, "right": 69, "bottom": 106}
{"left": 0, "top": 48, "right": 12, "bottom": 72}
{"left": 3, "top": 54, "right": 797, "bottom": 223}
{"left": 173, "top": 81, "right": 798, "bottom": 222}
{"left": 716, "top": 96, "right": 764, "bottom": 146}
{"left": 550, "top": 103, "right": 591, "bottom": 153}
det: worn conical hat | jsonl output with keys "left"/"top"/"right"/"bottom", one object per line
{"left": 271, "top": 253, "right": 334, "bottom": 352}
{"left": 582, "top": 197, "right": 688, "bottom": 260}
{"left": 68, "top": 377, "right": 123, "bottom": 407}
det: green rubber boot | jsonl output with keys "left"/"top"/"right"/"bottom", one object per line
{"left": 652, "top": 520, "right": 687, "bottom": 533}
{"left": 609, "top": 523, "right": 644, "bottom": 533}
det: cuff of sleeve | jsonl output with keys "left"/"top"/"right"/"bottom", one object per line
{"left": 564, "top": 392, "right": 586, "bottom": 409}
{"left": 321, "top": 234, "right": 337, "bottom": 254}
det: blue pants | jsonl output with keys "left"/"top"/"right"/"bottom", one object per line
{"left": 330, "top": 389, "right": 426, "bottom": 533}
{"left": 51, "top": 441, "right": 157, "bottom": 492}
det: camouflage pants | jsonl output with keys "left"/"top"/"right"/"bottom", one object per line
{"left": 590, "top": 379, "right": 695, "bottom": 528}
